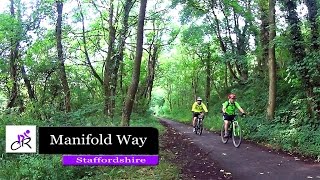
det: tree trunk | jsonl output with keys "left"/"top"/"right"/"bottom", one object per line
{"left": 7, "top": 0, "right": 19, "bottom": 109}
{"left": 305, "top": 0, "right": 319, "bottom": 50}
{"left": 140, "top": 33, "right": 158, "bottom": 104}
{"left": 205, "top": 49, "right": 211, "bottom": 106}
{"left": 267, "top": 0, "right": 276, "bottom": 120}
{"left": 142, "top": 44, "right": 157, "bottom": 104}
{"left": 234, "top": 8, "right": 249, "bottom": 81}
{"left": 209, "top": 1, "right": 240, "bottom": 82}
{"left": 192, "top": 76, "right": 198, "bottom": 98}
{"left": 283, "top": 0, "right": 314, "bottom": 116}
{"left": 167, "top": 84, "right": 173, "bottom": 112}
{"left": 77, "top": 0, "right": 103, "bottom": 85}
{"left": 21, "top": 65, "right": 36, "bottom": 100}
{"left": 224, "top": 63, "right": 228, "bottom": 88}
{"left": 110, "top": 0, "right": 133, "bottom": 118}
{"left": 258, "top": 0, "right": 269, "bottom": 73}
{"left": 121, "top": 0, "right": 147, "bottom": 126}
{"left": 104, "top": 0, "right": 116, "bottom": 117}
{"left": 56, "top": 1, "right": 71, "bottom": 112}
{"left": 305, "top": 0, "right": 320, "bottom": 117}
{"left": 148, "top": 46, "right": 157, "bottom": 103}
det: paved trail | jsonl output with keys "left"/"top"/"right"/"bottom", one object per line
{"left": 160, "top": 118, "right": 320, "bottom": 180}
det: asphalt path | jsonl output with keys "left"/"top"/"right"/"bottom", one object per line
{"left": 160, "top": 118, "right": 320, "bottom": 180}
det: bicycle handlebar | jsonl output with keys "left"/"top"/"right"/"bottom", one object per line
{"left": 222, "top": 113, "right": 246, "bottom": 117}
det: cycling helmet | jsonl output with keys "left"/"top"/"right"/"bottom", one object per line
{"left": 228, "top": 94, "right": 236, "bottom": 99}
{"left": 196, "top": 97, "right": 202, "bottom": 101}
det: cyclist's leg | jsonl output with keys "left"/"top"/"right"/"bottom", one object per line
{"left": 192, "top": 114, "right": 197, "bottom": 127}
{"left": 224, "top": 121, "right": 229, "bottom": 137}
{"left": 192, "top": 113, "right": 199, "bottom": 131}
{"left": 223, "top": 115, "right": 232, "bottom": 137}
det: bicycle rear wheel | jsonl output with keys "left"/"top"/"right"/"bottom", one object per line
{"left": 221, "top": 124, "right": 229, "bottom": 143}
{"left": 232, "top": 122, "right": 242, "bottom": 148}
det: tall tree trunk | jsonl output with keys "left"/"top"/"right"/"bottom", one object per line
{"left": 104, "top": 0, "right": 116, "bottom": 117}
{"left": 258, "top": 0, "right": 269, "bottom": 73}
{"left": 21, "top": 65, "right": 36, "bottom": 100}
{"left": 7, "top": 0, "right": 19, "bottom": 109}
{"left": 56, "top": 1, "right": 71, "bottom": 112}
{"left": 167, "top": 84, "right": 173, "bottom": 112}
{"left": 283, "top": 0, "right": 314, "bottom": 116}
{"left": 305, "top": 0, "right": 320, "bottom": 117}
{"left": 233, "top": 8, "right": 249, "bottom": 81}
{"left": 147, "top": 45, "right": 158, "bottom": 104}
{"left": 110, "top": 0, "right": 133, "bottom": 118}
{"left": 121, "top": 0, "right": 147, "bottom": 126}
{"left": 305, "top": 0, "right": 319, "bottom": 50}
{"left": 140, "top": 28, "right": 158, "bottom": 104}
{"left": 267, "top": 0, "right": 276, "bottom": 120}
{"left": 192, "top": 75, "right": 198, "bottom": 98}
{"left": 205, "top": 49, "right": 211, "bottom": 106}
{"left": 209, "top": 1, "right": 240, "bottom": 82}
{"left": 77, "top": 0, "right": 103, "bottom": 85}
{"left": 224, "top": 63, "right": 228, "bottom": 88}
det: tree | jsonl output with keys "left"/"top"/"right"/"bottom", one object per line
{"left": 110, "top": 0, "right": 134, "bottom": 118}
{"left": 305, "top": 0, "right": 319, "bottom": 50}
{"left": 77, "top": 0, "right": 103, "bottom": 85}
{"left": 305, "top": 0, "right": 320, "bottom": 117}
{"left": 56, "top": 1, "right": 71, "bottom": 112}
{"left": 6, "top": 0, "right": 20, "bottom": 109}
{"left": 104, "top": 0, "right": 116, "bottom": 117}
{"left": 267, "top": 0, "right": 276, "bottom": 120}
{"left": 282, "top": 0, "right": 315, "bottom": 116}
{"left": 122, "top": 0, "right": 148, "bottom": 126}
{"left": 258, "top": 0, "right": 269, "bottom": 74}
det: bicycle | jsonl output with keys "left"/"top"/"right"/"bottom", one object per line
{"left": 194, "top": 114, "right": 204, "bottom": 135}
{"left": 221, "top": 114, "right": 242, "bottom": 148}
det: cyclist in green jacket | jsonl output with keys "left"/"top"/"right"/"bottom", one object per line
{"left": 221, "top": 94, "right": 246, "bottom": 137}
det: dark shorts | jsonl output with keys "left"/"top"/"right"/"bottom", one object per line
{"left": 193, "top": 112, "right": 201, "bottom": 117}
{"left": 193, "top": 112, "right": 205, "bottom": 120}
{"left": 223, "top": 114, "right": 236, "bottom": 121}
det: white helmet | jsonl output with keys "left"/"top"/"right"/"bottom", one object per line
{"left": 197, "top": 97, "right": 202, "bottom": 101}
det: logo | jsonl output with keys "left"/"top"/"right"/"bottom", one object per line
{"left": 6, "top": 125, "right": 37, "bottom": 153}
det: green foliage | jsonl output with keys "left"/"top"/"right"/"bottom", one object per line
{"left": 175, "top": 0, "right": 207, "bottom": 24}
{"left": 0, "top": 154, "right": 87, "bottom": 180}
{"left": 0, "top": 14, "right": 22, "bottom": 42}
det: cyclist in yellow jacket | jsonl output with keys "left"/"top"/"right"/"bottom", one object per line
{"left": 191, "top": 97, "right": 208, "bottom": 132}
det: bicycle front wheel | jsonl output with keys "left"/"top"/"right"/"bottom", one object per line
{"left": 232, "top": 122, "right": 242, "bottom": 148}
{"left": 198, "top": 122, "right": 203, "bottom": 135}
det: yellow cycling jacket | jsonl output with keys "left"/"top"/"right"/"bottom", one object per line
{"left": 191, "top": 102, "right": 208, "bottom": 113}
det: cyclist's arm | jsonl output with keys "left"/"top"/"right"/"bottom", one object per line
{"left": 202, "top": 104, "right": 208, "bottom": 113}
{"left": 235, "top": 102, "right": 245, "bottom": 114}
{"left": 238, "top": 107, "right": 245, "bottom": 114}
{"left": 222, "top": 102, "right": 227, "bottom": 113}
